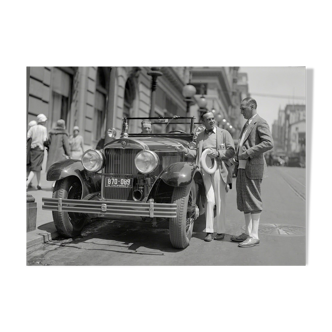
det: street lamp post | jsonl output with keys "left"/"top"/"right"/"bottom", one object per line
{"left": 182, "top": 82, "right": 196, "bottom": 113}
{"left": 216, "top": 113, "right": 223, "bottom": 127}
{"left": 197, "top": 84, "right": 208, "bottom": 118}
{"left": 147, "top": 67, "right": 163, "bottom": 117}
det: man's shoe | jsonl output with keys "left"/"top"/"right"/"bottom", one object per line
{"left": 231, "top": 233, "right": 248, "bottom": 242}
{"left": 238, "top": 237, "right": 260, "bottom": 248}
{"left": 204, "top": 233, "right": 213, "bottom": 242}
{"left": 37, "top": 185, "right": 42, "bottom": 190}
{"left": 214, "top": 233, "right": 225, "bottom": 241}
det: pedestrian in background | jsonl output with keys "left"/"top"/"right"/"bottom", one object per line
{"left": 46, "top": 119, "right": 71, "bottom": 171}
{"left": 26, "top": 114, "right": 48, "bottom": 190}
{"left": 231, "top": 97, "right": 273, "bottom": 248}
{"left": 28, "top": 120, "right": 37, "bottom": 130}
{"left": 27, "top": 120, "right": 37, "bottom": 168}
{"left": 26, "top": 120, "right": 37, "bottom": 186}
{"left": 267, "top": 152, "right": 273, "bottom": 166}
{"left": 176, "top": 110, "right": 235, "bottom": 242}
{"left": 69, "top": 126, "right": 84, "bottom": 159}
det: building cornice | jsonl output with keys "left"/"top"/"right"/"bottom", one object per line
{"left": 160, "top": 67, "right": 185, "bottom": 94}
{"left": 191, "top": 67, "right": 233, "bottom": 106}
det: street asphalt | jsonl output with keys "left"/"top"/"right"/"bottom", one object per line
{"left": 26, "top": 166, "right": 307, "bottom": 265}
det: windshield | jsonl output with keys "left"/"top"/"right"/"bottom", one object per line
{"left": 123, "top": 117, "right": 196, "bottom": 135}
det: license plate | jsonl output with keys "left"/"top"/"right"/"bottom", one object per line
{"left": 105, "top": 176, "right": 133, "bottom": 188}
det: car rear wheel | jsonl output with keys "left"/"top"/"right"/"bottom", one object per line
{"left": 52, "top": 177, "right": 86, "bottom": 238}
{"left": 169, "top": 182, "right": 198, "bottom": 249}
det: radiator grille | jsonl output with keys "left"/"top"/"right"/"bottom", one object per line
{"left": 103, "top": 148, "right": 139, "bottom": 200}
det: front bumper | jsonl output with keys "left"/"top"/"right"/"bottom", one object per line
{"left": 42, "top": 198, "right": 177, "bottom": 218}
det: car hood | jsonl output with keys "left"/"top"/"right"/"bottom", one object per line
{"left": 104, "top": 136, "right": 190, "bottom": 153}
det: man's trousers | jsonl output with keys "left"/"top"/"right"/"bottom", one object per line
{"left": 202, "top": 167, "right": 227, "bottom": 234}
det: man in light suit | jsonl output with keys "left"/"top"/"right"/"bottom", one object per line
{"left": 176, "top": 111, "right": 235, "bottom": 242}
{"left": 231, "top": 97, "right": 273, "bottom": 248}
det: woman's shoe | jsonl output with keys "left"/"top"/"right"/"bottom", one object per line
{"left": 37, "top": 185, "right": 42, "bottom": 190}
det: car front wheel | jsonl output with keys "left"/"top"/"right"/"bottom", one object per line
{"left": 169, "top": 182, "right": 198, "bottom": 249}
{"left": 52, "top": 177, "right": 87, "bottom": 238}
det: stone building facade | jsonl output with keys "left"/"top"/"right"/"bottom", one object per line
{"left": 27, "top": 66, "right": 248, "bottom": 156}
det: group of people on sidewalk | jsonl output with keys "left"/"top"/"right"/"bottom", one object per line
{"left": 26, "top": 116, "right": 84, "bottom": 190}
{"left": 176, "top": 97, "right": 274, "bottom": 248}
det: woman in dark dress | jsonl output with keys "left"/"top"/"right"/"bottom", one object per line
{"left": 46, "top": 119, "right": 71, "bottom": 171}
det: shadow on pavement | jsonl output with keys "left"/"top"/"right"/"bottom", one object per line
{"left": 51, "top": 215, "right": 209, "bottom": 254}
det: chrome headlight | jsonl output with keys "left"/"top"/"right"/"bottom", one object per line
{"left": 134, "top": 150, "right": 159, "bottom": 174}
{"left": 82, "top": 149, "right": 104, "bottom": 172}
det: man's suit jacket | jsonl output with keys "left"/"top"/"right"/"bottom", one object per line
{"left": 188, "top": 127, "right": 235, "bottom": 184}
{"left": 237, "top": 114, "right": 273, "bottom": 180}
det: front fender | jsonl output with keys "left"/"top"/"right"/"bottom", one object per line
{"left": 159, "top": 162, "right": 198, "bottom": 187}
{"left": 47, "top": 159, "right": 85, "bottom": 181}
{"left": 46, "top": 159, "right": 101, "bottom": 198}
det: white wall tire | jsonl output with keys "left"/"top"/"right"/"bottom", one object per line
{"left": 200, "top": 149, "right": 217, "bottom": 174}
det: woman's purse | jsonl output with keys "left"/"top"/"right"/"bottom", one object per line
{"left": 43, "top": 139, "right": 50, "bottom": 151}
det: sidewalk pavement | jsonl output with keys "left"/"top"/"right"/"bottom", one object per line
{"left": 26, "top": 172, "right": 59, "bottom": 253}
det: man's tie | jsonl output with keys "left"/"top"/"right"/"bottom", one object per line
{"left": 241, "top": 121, "right": 249, "bottom": 138}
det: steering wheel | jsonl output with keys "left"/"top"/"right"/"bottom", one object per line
{"left": 168, "top": 130, "right": 187, "bottom": 134}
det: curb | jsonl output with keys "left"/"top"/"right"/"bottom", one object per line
{"left": 27, "top": 228, "right": 59, "bottom": 254}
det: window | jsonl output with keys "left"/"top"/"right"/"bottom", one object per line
{"left": 50, "top": 68, "right": 72, "bottom": 130}
{"left": 123, "top": 77, "right": 135, "bottom": 119}
{"left": 94, "top": 90, "right": 106, "bottom": 141}
{"left": 94, "top": 68, "right": 108, "bottom": 141}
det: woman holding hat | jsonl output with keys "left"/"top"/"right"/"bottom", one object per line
{"left": 26, "top": 114, "right": 48, "bottom": 190}
{"left": 46, "top": 119, "right": 71, "bottom": 171}
{"left": 69, "top": 126, "right": 84, "bottom": 160}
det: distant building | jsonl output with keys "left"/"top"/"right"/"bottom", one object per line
{"left": 273, "top": 104, "right": 306, "bottom": 156}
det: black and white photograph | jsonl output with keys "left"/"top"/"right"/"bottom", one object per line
{"left": 26, "top": 66, "right": 306, "bottom": 266}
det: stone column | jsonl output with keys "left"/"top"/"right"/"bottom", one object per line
{"left": 24, "top": 65, "right": 37, "bottom": 232}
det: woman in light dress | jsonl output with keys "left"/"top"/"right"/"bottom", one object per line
{"left": 26, "top": 114, "right": 48, "bottom": 190}
{"left": 69, "top": 126, "right": 84, "bottom": 160}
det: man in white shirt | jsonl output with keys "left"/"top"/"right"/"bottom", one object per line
{"left": 176, "top": 111, "right": 235, "bottom": 242}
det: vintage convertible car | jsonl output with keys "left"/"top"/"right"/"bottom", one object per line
{"left": 42, "top": 117, "right": 205, "bottom": 249}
